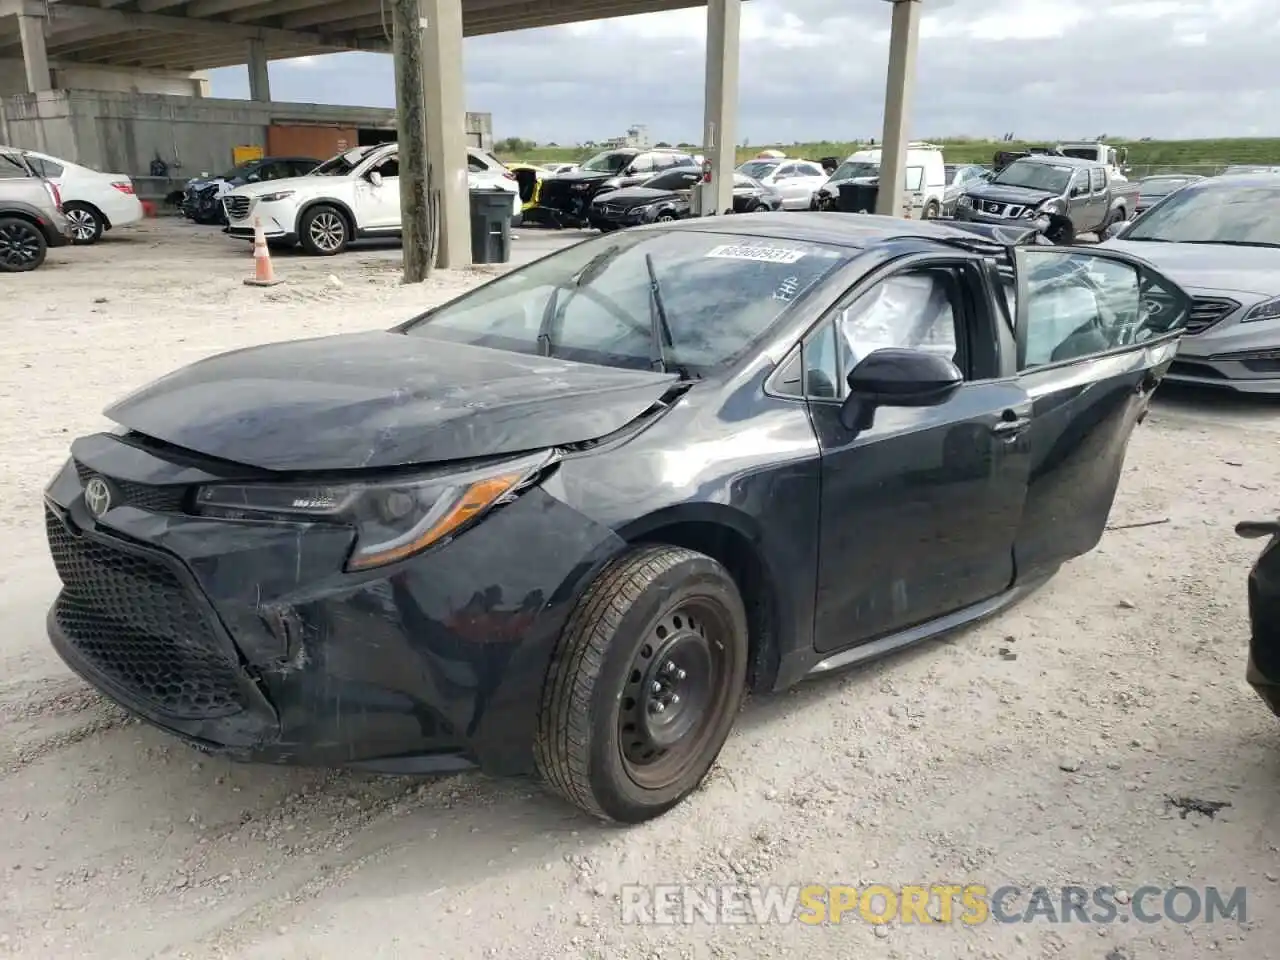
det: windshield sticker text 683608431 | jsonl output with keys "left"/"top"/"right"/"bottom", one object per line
{"left": 705, "top": 243, "right": 806, "bottom": 265}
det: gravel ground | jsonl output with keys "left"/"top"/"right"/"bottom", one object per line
{"left": 1, "top": 219, "right": 1277, "bottom": 960}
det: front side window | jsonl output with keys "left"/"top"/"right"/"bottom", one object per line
{"left": 738, "top": 160, "right": 780, "bottom": 179}
{"left": 1121, "top": 182, "right": 1280, "bottom": 247}
{"left": 370, "top": 153, "right": 399, "bottom": 178}
{"left": 401, "top": 230, "right": 853, "bottom": 373}
{"left": 578, "top": 151, "right": 633, "bottom": 174}
{"left": 629, "top": 154, "right": 656, "bottom": 174}
{"left": 992, "top": 160, "right": 1073, "bottom": 193}
{"left": 644, "top": 170, "right": 700, "bottom": 191}
{"left": 836, "top": 270, "right": 960, "bottom": 376}
{"left": 774, "top": 164, "right": 800, "bottom": 180}
{"left": 1017, "top": 251, "right": 1188, "bottom": 368}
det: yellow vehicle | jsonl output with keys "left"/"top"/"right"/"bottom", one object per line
{"left": 504, "top": 161, "right": 547, "bottom": 213}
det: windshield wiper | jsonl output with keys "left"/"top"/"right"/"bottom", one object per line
{"left": 536, "top": 244, "right": 621, "bottom": 357}
{"left": 645, "top": 253, "right": 694, "bottom": 379}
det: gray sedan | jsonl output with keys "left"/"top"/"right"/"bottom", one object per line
{"left": 1099, "top": 173, "right": 1280, "bottom": 393}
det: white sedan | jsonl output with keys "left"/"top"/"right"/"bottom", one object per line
{"left": 735, "top": 157, "right": 830, "bottom": 209}
{"left": 10, "top": 148, "right": 143, "bottom": 244}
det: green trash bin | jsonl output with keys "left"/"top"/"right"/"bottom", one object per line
{"left": 470, "top": 188, "right": 512, "bottom": 265}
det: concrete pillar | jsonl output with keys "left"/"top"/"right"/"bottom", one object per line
{"left": 247, "top": 38, "right": 271, "bottom": 102}
{"left": 422, "top": 0, "right": 469, "bottom": 268}
{"left": 17, "top": 15, "right": 52, "bottom": 93}
{"left": 701, "top": 0, "right": 740, "bottom": 216}
{"left": 874, "top": 0, "right": 922, "bottom": 217}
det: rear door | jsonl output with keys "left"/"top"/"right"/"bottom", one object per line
{"left": 1008, "top": 246, "right": 1191, "bottom": 579}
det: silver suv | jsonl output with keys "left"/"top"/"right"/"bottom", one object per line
{"left": 0, "top": 148, "right": 71, "bottom": 272}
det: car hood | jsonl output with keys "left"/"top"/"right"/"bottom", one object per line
{"left": 592, "top": 186, "right": 676, "bottom": 205}
{"left": 228, "top": 174, "right": 320, "bottom": 197}
{"left": 967, "top": 183, "right": 1056, "bottom": 205}
{"left": 1099, "top": 239, "right": 1280, "bottom": 297}
{"left": 104, "top": 332, "right": 681, "bottom": 472}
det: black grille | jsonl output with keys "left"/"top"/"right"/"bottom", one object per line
{"left": 73, "top": 460, "right": 187, "bottom": 513}
{"left": 224, "top": 195, "right": 251, "bottom": 221}
{"left": 1185, "top": 297, "right": 1240, "bottom": 336}
{"left": 46, "top": 508, "right": 247, "bottom": 720}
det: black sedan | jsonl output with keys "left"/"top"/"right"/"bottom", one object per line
{"left": 44, "top": 214, "right": 1192, "bottom": 823}
{"left": 591, "top": 171, "right": 783, "bottom": 231}
{"left": 1236, "top": 519, "right": 1280, "bottom": 718}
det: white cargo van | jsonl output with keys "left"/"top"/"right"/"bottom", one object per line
{"left": 813, "top": 141, "right": 948, "bottom": 218}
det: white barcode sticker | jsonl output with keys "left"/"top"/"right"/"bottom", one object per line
{"left": 705, "top": 243, "right": 805, "bottom": 264}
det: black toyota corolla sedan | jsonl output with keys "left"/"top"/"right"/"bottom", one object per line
{"left": 44, "top": 214, "right": 1191, "bottom": 823}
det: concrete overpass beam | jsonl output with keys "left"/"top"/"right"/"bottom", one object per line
{"left": 422, "top": 0, "right": 469, "bottom": 268}
{"left": 874, "top": 0, "right": 921, "bottom": 217}
{"left": 248, "top": 36, "right": 271, "bottom": 100}
{"left": 18, "top": 13, "right": 51, "bottom": 92}
{"left": 701, "top": 0, "right": 739, "bottom": 216}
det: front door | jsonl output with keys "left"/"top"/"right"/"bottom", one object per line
{"left": 808, "top": 257, "right": 1032, "bottom": 653}
{"left": 355, "top": 151, "right": 401, "bottom": 230}
{"left": 1008, "top": 246, "right": 1191, "bottom": 578}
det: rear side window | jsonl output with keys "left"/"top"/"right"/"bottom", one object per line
{"left": 1017, "top": 251, "right": 1189, "bottom": 368}
{"left": 26, "top": 156, "right": 63, "bottom": 178}
{"left": 1090, "top": 168, "right": 1105, "bottom": 191}
{"left": 0, "top": 153, "right": 29, "bottom": 178}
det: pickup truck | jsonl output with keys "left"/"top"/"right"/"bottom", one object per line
{"left": 955, "top": 155, "right": 1139, "bottom": 244}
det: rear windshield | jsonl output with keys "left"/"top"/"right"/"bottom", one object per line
{"left": 400, "top": 229, "right": 853, "bottom": 373}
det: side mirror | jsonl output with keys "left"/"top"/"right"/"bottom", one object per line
{"left": 1102, "top": 219, "right": 1128, "bottom": 240}
{"left": 368, "top": 171, "right": 384, "bottom": 187}
{"left": 840, "top": 348, "right": 962, "bottom": 428}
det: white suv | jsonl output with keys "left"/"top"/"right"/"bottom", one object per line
{"left": 222, "top": 143, "right": 521, "bottom": 256}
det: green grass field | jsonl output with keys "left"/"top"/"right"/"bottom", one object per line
{"left": 497, "top": 137, "right": 1280, "bottom": 173}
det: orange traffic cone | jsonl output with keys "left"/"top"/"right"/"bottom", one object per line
{"left": 244, "top": 217, "right": 283, "bottom": 287}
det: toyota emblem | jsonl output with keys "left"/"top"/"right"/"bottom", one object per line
{"left": 84, "top": 476, "right": 112, "bottom": 518}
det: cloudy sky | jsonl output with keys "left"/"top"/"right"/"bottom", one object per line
{"left": 208, "top": 0, "right": 1280, "bottom": 145}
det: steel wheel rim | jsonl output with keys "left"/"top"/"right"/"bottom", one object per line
{"left": 617, "top": 598, "right": 734, "bottom": 789}
{"left": 309, "top": 212, "right": 345, "bottom": 252}
{"left": 0, "top": 222, "right": 40, "bottom": 266}
{"left": 67, "top": 208, "right": 96, "bottom": 240}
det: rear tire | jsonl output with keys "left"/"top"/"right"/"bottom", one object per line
{"left": 535, "top": 545, "right": 748, "bottom": 823}
{"left": 0, "top": 216, "right": 47, "bottom": 272}
{"left": 64, "top": 202, "right": 104, "bottom": 245}
{"left": 298, "top": 204, "right": 349, "bottom": 256}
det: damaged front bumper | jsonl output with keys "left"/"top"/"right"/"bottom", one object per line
{"left": 43, "top": 432, "right": 624, "bottom": 774}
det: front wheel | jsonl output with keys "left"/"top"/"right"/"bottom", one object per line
{"left": 535, "top": 545, "right": 748, "bottom": 823}
{"left": 299, "top": 204, "right": 349, "bottom": 256}
{"left": 1045, "top": 216, "right": 1076, "bottom": 245}
{"left": 0, "top": 216, "right": 48, "bottom": 272}
{"left": 921, "top": 200, "right": 941, "bottom": 220}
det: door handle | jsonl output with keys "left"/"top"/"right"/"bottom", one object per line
{"left": 991, "top": 417, "right": 1031, "bottom": 437}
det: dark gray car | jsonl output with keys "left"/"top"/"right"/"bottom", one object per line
{"left": 1100, "top": 173, "right": 1280, "bottom": 393}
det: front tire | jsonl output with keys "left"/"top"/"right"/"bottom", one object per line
{"left": 535, "top": 545, "right": 748, "bottom": 823}
{"left": 299, "top": 204, "right": 349, "bottom": 256}
{"left": 922, "top": 200, "right": 941, "bottom": 220}
{"left": 1046, "top": 216, "right": 1076, "bottom": 245}
{"left": 64, "top": 202, "right": 104, "bottom": 244}
{"left": 0, "top": 216, "right": 48, "bottom": 272}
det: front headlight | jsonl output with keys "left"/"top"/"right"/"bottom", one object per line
{"left": 194, "top": 450, "right": 556, "bottom": 572}
{"left": 258, "top": 190, "right": 295, "bottom": 203}
{"left": 956, "top": 195, "right": 972, "bottom": 208}
{"left": 1242, "top": 296, "right": 1280, "bottom": 323}
{"left": 1038, "top": 197, "right": 1066, "bottom": 215}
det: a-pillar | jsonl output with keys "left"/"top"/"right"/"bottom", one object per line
{"left": 17, "top": 14, "right": 51, "bottom": 93}
{"left": 701, "top": 0, "right": 740, "bottom": 216}
{"left": 874, "top": 0, "right": 922, "bottom": 217}
{"left": 248, "top": 38, "right": 271, "bottom": 102}
{"left": 422, "top": 0, "right": 469, "bottom": 268}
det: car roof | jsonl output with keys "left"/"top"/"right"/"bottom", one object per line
{"left": 1015, "top": 154, "right": 1100, "bottom": 168}
{"left": 652, "top": 211, "right": 1023, "bottom": 250}
{"left": 1192, "top": 173, "right": 1280, "bottom": 188}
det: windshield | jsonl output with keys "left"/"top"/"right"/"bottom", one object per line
{"left": 217, "top": 160, "right": 260, "bottom": 180}
{"left": 1139, "top": 177, "right": 1196, "bottom": 198}
{"left": 312, "top": 146, "right": 379, "bottom": 176}
{"left": 738, "top": 160, "right": 780, "bottom": 179}
{"left": 1121, "top": 182, "right": 1280, "bottom": 246}
{"left": 400, "top": 229, "right": 852, "bottom": 372}
{"left": 991, "top": 160, "right": 1073, "bottom": 192}
{"left": 579, "top": 151, "right": 633, "bottom": 174}
{"left": 830, "top": 161, "right": 879, "bottom": 181}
